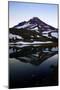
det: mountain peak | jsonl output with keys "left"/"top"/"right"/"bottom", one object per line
{"left": 29, "top": 17, "right": 41, "bottom": 24}
{"left": 30, "top": 17, "right": 40, "bottom": 20}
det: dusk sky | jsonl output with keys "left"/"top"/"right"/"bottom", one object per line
{"left": 9, "top": 1, "right": 58, "bottom": 28}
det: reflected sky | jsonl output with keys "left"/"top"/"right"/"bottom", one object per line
{"left": 9, "top": 1, "right": 58, "bottom": 28}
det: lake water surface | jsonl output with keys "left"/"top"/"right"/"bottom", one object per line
{"left": 9, "top": 44, "right": 58, "bottom": 88}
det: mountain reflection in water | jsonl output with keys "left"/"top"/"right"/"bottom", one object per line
{"left": 9, "top": 44, "right": 58, "bottom": 88}
{"left": 9, "top": 45, "right": 58, "bottom": 65}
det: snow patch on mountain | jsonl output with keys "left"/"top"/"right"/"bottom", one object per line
{"left": 15, "top": 41, "right": 52, "bottom": 45}
{"left": 15, "top": 23, "right": 30, "bottom": 29}
{"left": 51, "top": 32, "right": 58, "bottom": 38}
{"left": 9, "top": 34, "right": 23, "bottom": 39}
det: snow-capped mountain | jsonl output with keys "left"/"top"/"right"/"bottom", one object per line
{"left": 9, "top": 17, "right": 58, "bottom": 43}
{"left": 13, "top": 17, "right": 57, "bottom": 31}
